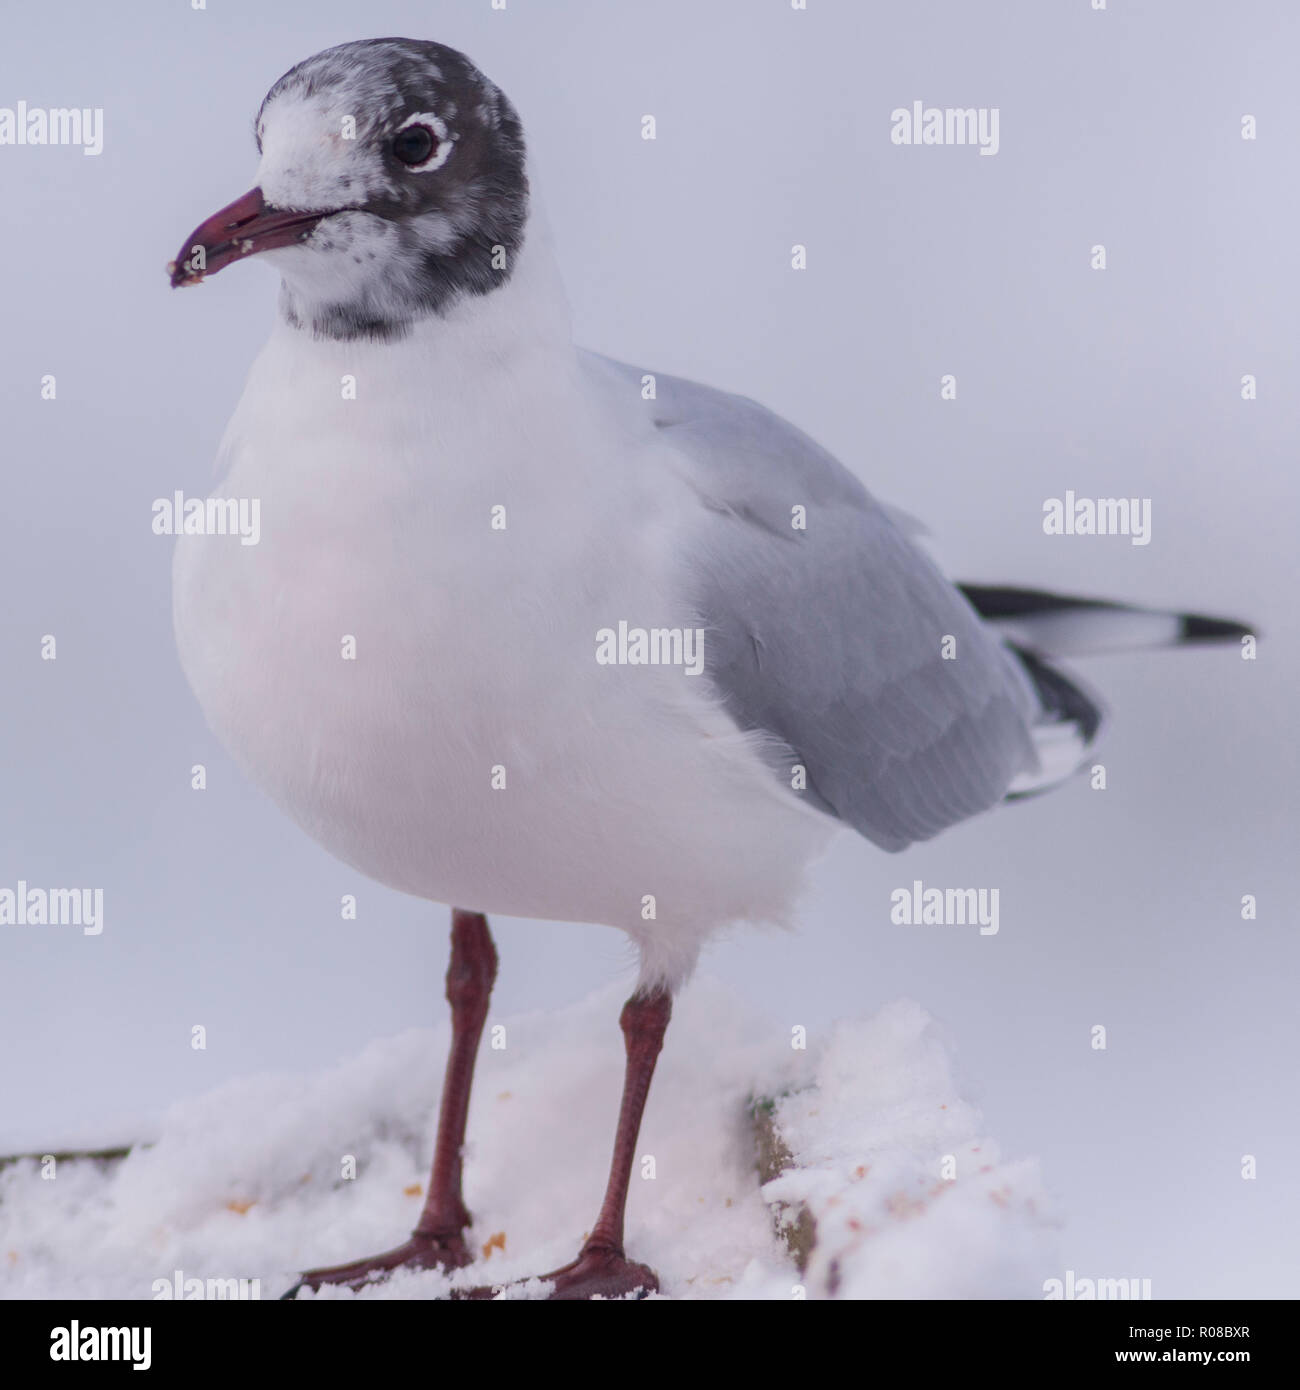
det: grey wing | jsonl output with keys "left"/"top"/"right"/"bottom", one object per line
{"left": 583, "top": 351, "right": 1041, "bottom": 852}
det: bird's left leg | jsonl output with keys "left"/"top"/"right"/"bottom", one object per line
{"left": 458, "top": 985, "right": 672, "bottom": 1300}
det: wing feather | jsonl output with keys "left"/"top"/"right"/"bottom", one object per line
{"left": 585, "top": 352, "right": 1040, "bottom": 852}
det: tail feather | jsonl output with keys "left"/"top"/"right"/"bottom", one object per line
{"left": 1003, "top": 645, "right": 1106, "bottom": 801}
{"left": 959, "top": 585, "right": 1253, "bottom": 802}
{"left": 959, "top": 583, "right": 1254, "bottom": 658}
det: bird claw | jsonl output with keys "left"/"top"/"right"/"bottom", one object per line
{"left": 281, "top": 1231, "right": 472, "bottom": 1299}
{"left": 453, "top": 1244, "right": 659, "bottom": 1301}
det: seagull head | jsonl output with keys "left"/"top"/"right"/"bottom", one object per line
{"left": 168, "top": 38, "right": 528, "bottom": 341}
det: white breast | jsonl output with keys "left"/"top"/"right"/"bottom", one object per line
{"left": 173, "top": 241, "right": 831, "bottom": 987}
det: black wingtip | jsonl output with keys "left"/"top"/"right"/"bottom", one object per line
{"left": 1178, "top": 614, "right": 1256, "bottom": 645}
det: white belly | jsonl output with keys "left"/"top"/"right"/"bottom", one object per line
{"left": 172, "top": 334, "right": 830, "bottom": 983}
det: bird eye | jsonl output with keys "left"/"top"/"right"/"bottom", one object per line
{"left": 393, "top": 124, "right": 438, "bottom": 166}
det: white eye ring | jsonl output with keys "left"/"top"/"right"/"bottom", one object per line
{"left": 395, "top": 111, "right": 454, "bottom": 172}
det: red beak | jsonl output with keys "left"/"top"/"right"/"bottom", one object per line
{"left": 168, "top": 187, "right": 328, "bottom": 288}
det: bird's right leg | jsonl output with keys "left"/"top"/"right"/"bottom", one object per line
{"left": 283, "top": 908, "right": 497, "bottom": 1297}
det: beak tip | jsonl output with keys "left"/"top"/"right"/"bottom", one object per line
{"left": 167, "top": 257, "right": 206, "bottom": 289}
{"left": 169, "top": 185, "right": 321, "bottom": 292}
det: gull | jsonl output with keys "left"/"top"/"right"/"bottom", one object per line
{"left": 168, "top": 37, "right": 1250, "bottom": 1299}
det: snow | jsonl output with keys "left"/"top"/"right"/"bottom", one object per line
{"left": 0, "top": 982, "right": 1056, "bottom": 1299}
{"left": 764, "top": 1001, "right": 1058, "bottom": 1298}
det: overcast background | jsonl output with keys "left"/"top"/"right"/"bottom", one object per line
{"left": 1, "top": 0, "right": 1296, "bottom": 1298}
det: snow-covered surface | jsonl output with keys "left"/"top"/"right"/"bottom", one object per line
{"left": 0, "top": 982, "right": 1056, "bottom": 1299}
{"left": 764, "top": 1002, "right": 1057, "bottom": 1298}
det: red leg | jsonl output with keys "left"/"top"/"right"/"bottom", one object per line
{"left": 284, "top": 909, "right": 497, "bottom": 1297}
{"left": 459, "top": 986, "right": 672, "bottom": 1300}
